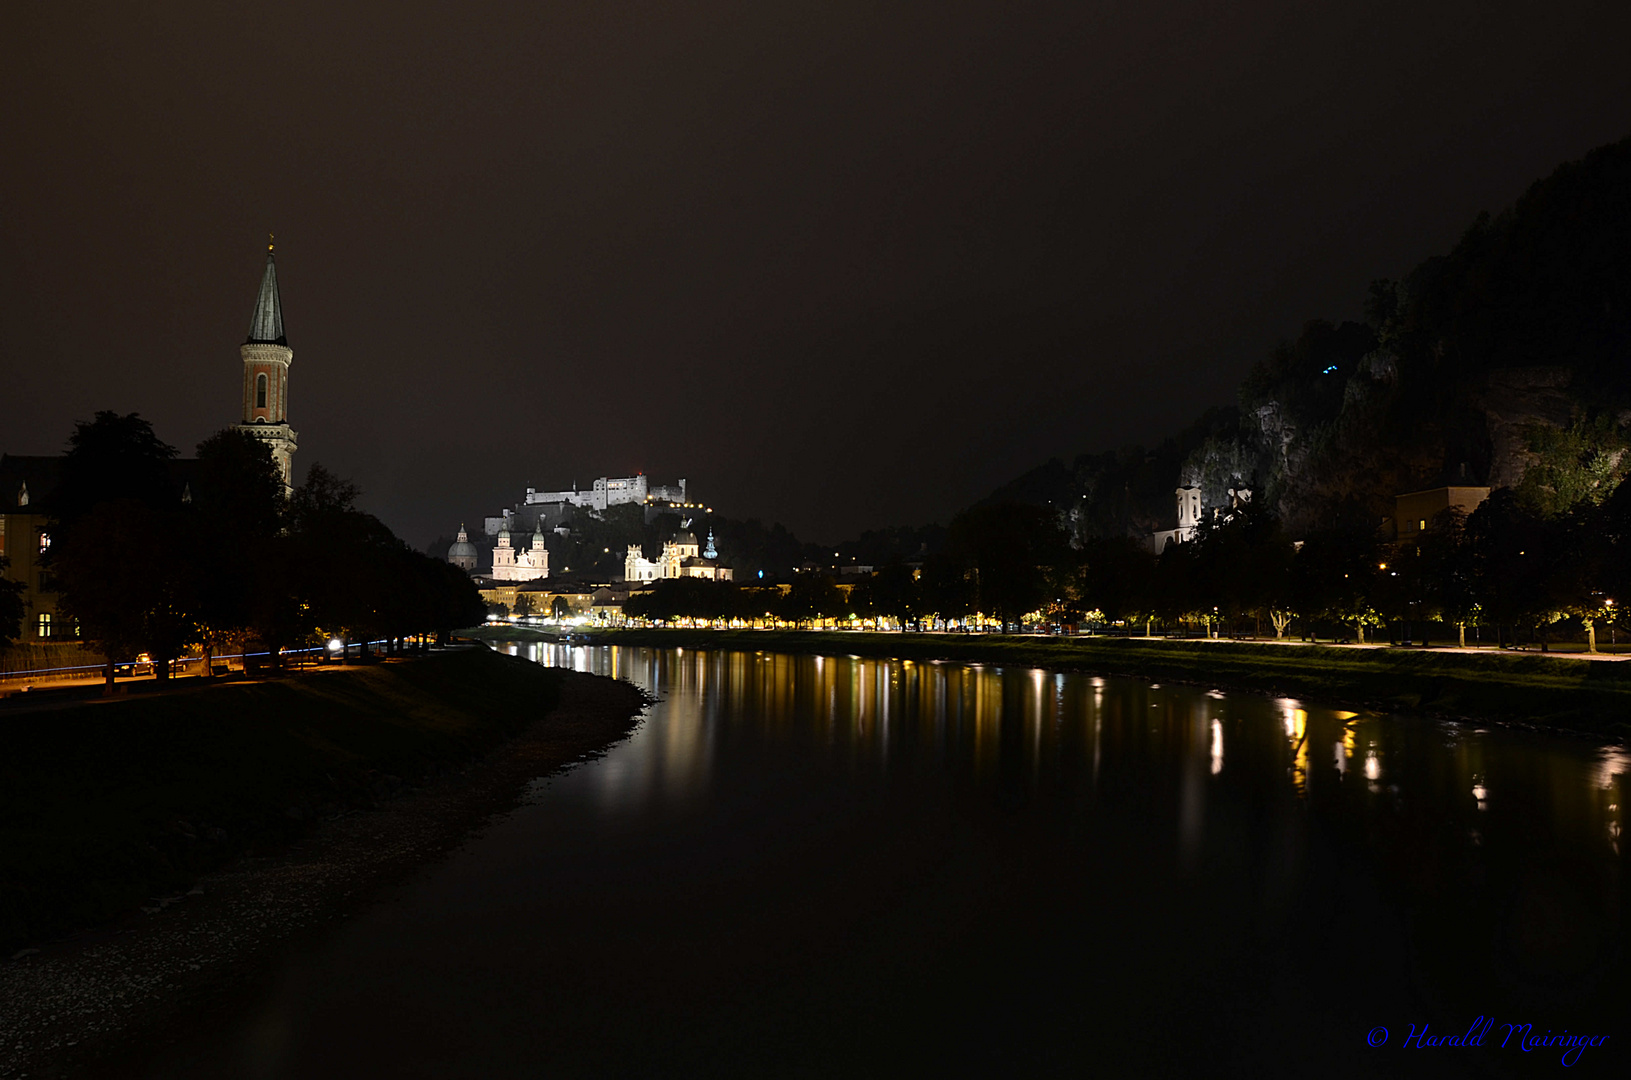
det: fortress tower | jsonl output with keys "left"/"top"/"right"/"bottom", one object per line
{"left": 237, "top": 242, "right": 299, "bottom": 491}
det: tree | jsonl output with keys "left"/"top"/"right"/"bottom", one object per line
{"left": 707, "top": 516, "right": 807, "bottom": 580}
{"left": 1185, "top": 502, "right": 1296, "bottom": 637}
{"left": 47, "top": 413, "right": 189, "bottom": 684}
{"left": 40, "top": 411, "right": 482, "bottom": 676}
{"left": 919, "top": 552, "right": 974, "bottom": 625}
{"left": 1591, "top": 478, "right": 1631, "bottom": 643}
{"left": 47, "top": 412, "right": 178, "bottom": 527}
{"left": 1079, "top": 537, "right": 1155, "bottom": 632}
{"left": 1465, "top": 489, "right": 1562, "bottom": 648}
{"left": 944, "top": 503, "right": 1070, "bottom": 628}
{"left": 1420, "top": 507, "right": 1478, "bottom": 646}
{"left": 625, "top": 578, "right": 741, "bottom": 624}
{"left": 1151, "top": 537, "right": 1199, "bottom": 633}
{"left": 1290, "top": 526, "right": 1380, "bottom": 643}
{"left": 778, "top": 573, "right": 844, "bottom": 628}
{"left": 870, "top": 563, "right": 921, "bottom": 629}
{"left": 845, "top": 576, "right": 876, "bottom": 621}
{"left": 188, "top": 429, "right": 288, "bottom": 660}
{"left": 425, "top": 558, "right": 487, "bottom": 640}
{"left": 0, "top": 556, "right": 24, "bottom": 646}
{"left": 284, "top": 463, "right": 402, "bottom": 655}
{"left": 1514, "top": 415, "right": 1631, "bottom": 518}
{"left": 53, "top": 499, "right": 198, "bottom": 684}
{"left": 1542, "top": 496, "right": 1624, "bottom": 652}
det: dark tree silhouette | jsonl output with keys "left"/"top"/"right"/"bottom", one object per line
{"left": 944, "top": 503, "right": 1070, "bottom": 628}
{"left": 46, "top": 412, "right": 177, "bottom": 527}
{"left": 54, "top": 500, "right": 197, "bottom": 684}
{"left": 188, "top": 429, "right": 288, "bottom": 661}
{"left": 0, "top": 557, "right": 24, "bottom": 646}
{"left": 48, "top": 413, "right": 187, "bottom": 684}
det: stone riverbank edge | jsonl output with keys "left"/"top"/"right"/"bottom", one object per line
{"left": 0, "top": 647, "right": 649, "bottom": 1077}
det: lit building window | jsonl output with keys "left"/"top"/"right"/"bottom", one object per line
{"left": 1419, "top": 519, "right": 1426, "bottom": 531}
{"left": 38, "top": 531, "right": 51, "bottom": 554}
{"left": 38, "top": 612, "right": 52, "bottom": 638}
{"left": 256, "top": 373, "right": 268, "bottom": 409}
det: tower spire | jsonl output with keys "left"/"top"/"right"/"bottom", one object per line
{"left": 237, "top": 241, "right": 298, "bottom": 493}
{"left": 246, "top": 244, "right": 286, "bottom": 346}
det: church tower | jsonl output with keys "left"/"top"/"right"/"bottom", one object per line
{"left": 237, "top": 242, "right": 299, "bottom": 491}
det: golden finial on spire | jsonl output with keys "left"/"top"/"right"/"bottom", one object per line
{"left": 268, "top": 232, "right": 275, "bottom": 253}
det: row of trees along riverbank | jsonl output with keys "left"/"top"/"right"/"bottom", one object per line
{"left": 622, "top": 486, "right": 1631, "bottom": 652}
{"left": 575, "top": 628, "right": 1631, "bottom": 737}
{"left": 1, "top": 412, "right": 485, "bottom": 682}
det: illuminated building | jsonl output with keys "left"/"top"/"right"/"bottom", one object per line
{"left": 446, "top": 525, "right": 479, "bottom": 571}
{"left": 235, "top": 243, "right": 299, "bottom": 492}
{"left": 624, "top": 529, "right": 733, "bottom": 582}
{"left": 490, "top": 526, "right": 550, "bottom": 582}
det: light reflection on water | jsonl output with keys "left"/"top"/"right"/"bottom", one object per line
{"left": 507, "top": 642, "right": 1627, "bottom": 872}
{"left": 135, "top": 642, "right": 1628, "bottom": 1077}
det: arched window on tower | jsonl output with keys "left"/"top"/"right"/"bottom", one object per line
{"left": 256, "top": 373, "right": 268, "bottom": 409}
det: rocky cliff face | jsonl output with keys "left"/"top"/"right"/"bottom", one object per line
{"left": 1478, "top": 367, "right": 1578, "bottom": 490}
{"left": 985, "top": 132, "right": 1631, "bottom": 539}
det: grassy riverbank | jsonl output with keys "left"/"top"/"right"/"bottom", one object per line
{"left": 0, "top": 648, "right": 570, "bottom": 950}
{"left": 494, "top": 627, "right": 1631, "bottom": 737}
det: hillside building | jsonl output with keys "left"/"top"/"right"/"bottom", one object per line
{"left": 1150, "top": 485, "right": 1204, "bottom": 550}
{"left": 446, "top": 525, "right": 479, "bottom": 571}
{"left": 624, "top": 530, "right": 732, "bottom": 582}
{"left": 0, "top": 457, "right": 64, "bottom": 643}
{"left": 1149, "top": 482, "right": 1257, "bottom": 552}
{"left": 1394, "top": 485, "right": 1491, "bottom": 541}
{"left": 489, "top": 527, "right": 550, "bottom": 582}
{"left": 484, "top": 475, "right": 701, "bottom": 536}
{"left": 524, "top": 475, "right": 685, "bottom": 511}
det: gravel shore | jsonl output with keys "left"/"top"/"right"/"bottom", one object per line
{"left": 0, "top": 669, "right": 648, "bottom": 1078}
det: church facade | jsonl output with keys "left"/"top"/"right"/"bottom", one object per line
{"left": 1, "top": 244, "right": 302, "bottom": 644}
{"left": 490, "top": 527, "right": 551, "bottom": 582}
{"left": 624, "top": 529, "right": 732, "bottom": 582}
{"left": 1150, "top": 485, "right": 1205, "bottom": 551}
{"left": 1150, "top": 482, "right": 1254, "bottom": 552}
{"left": 446, "top": 524, "right": 479, "bottom": 571}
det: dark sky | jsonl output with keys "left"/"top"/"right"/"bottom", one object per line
{"left": 5, "top": 2, "right": 1631, "bottom": 546}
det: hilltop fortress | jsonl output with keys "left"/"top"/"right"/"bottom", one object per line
{"left": 453, "top": 474, "right": 727, "bottom": 585}
{"left": 482, "top": 474, "right": 697, "bottom": 538}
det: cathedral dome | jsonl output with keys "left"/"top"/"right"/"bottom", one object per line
{"left": 447, "top": 524, "right": 478, "bottom": 570}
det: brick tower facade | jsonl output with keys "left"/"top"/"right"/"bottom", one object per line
{"left": 237, "top": 242, "right": 299, "bottom": 491}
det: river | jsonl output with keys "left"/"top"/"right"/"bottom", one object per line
{"left": 139, "top": 644, "right": 1625, "bottom": 1077}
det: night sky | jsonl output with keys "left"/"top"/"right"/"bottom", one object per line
{"left": 5, "top": 2, "right": 1631, "bottom": 546}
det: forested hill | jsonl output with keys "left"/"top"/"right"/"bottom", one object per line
{"left": 984, "top": 132, "right": 1631, "bottom": 540}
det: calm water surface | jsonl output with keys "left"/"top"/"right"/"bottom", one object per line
{"left": 143, "top": 646, "right": 1626, "bottom": 1078}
